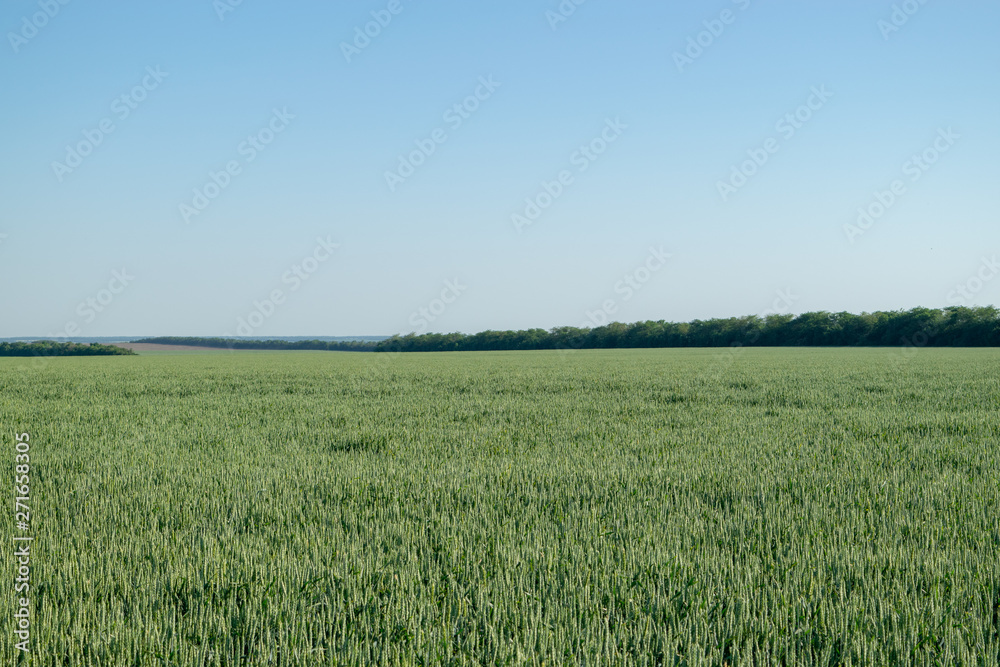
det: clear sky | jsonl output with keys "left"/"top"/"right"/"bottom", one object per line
{"left": 2, "top": 0, "right": 998, "bottom": 337}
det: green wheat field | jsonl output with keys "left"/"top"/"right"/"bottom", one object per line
{"left": 2, "top": 348, "right": 999, "bottom": 665}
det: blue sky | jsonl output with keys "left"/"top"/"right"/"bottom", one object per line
{"left": 1, "top": 0, "right": 998, "bottom": 337}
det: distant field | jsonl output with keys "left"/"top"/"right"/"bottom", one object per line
{"left": 1, "top": 348, "right": 998, "bottom": 664}
{"left": 114, "top": 342, "right": 230, "bottom": 353}
{"left": 115, "top": 343, "right": 327, "bottom": 354}
{"left": 115, "top": 342, "right": 264, "bottom": 354}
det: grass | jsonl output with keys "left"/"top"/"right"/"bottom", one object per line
{"left": 2, "top": 348, "right": 999, "bottom": 665}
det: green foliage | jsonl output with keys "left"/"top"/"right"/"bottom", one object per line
{"left": 132, "top": 337, "right": 379, "bottom": 352}
{"left": 375, "top": 306, "right": 1000, "bottom": 352}
{"left": 0, "top": 341, "right": 135, "bottom": 357}
{"left": 131, "top": 307, "right": 1000, "bottom": 356}
{"left": 1, "top": 348, "right": 998, "bottom": 664}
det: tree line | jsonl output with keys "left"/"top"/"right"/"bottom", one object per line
{"left": 132, "top": 337, "right": 379, "bottom": 352}
{"left": 373, "top": 306, "right": 1000, "bottom": 352}
{"left": 130, "top": 307, "right": 1000, "bottom": 354}
{"left": 0, "top": 341, "right": 136, "bottom": 357}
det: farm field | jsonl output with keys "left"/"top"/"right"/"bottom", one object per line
{"left": 2, "top": 348, "right": 999, "bottom": 665}
{"left": 113, "top": 342, "right": 233, "bottom": 354}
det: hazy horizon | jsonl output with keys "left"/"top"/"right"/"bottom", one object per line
{"left": 6, "top": 300, "right": 999, "bottom": 342}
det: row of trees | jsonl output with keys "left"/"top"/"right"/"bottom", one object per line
{"left": 0, "top": 341, "right": 136, "bottom": 357}
{"left": 132, "top": 337, "right": 379, "bottom": 352}
{"left": 374, "top": 307, "right": 1000, "bottom": 352}
{"left": 132, "top": 307, "right": 1000, "bottom": 354}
